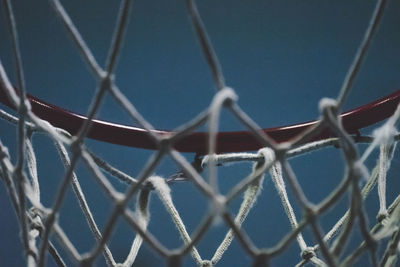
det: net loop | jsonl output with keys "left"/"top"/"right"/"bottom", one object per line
{"left": 208, "top": 86, "right": 238, "bottom": 159}
{"left": 320, "top": 98, "right": 358, "bottom": 162}
{"left": 256, "top": 147, "right": 275, "bottom": 168}
{"left": 319, "top": 97, "right": 338, "bottom": 116}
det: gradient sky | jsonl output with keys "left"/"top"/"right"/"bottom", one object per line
{"left": 1, "top": 1, "right": 400, "bottom": 266}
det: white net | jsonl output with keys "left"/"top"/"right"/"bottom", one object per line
{"left": 0, "top": 0, "right": 400, "bottom": 266}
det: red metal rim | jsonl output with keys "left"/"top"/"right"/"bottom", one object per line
{"left": 1, "top": 85, "right": 399, "bottom": 154}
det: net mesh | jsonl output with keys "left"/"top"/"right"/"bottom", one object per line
{"left": 1, "top": 0, "right": 400, "bottom": 266}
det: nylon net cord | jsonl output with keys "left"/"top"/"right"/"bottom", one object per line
{"left": 0, "top": 0, "right": 400, "bottom": 266}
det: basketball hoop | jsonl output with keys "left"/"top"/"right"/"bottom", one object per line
{"left": 0, "top": 0, "right": 399, "bottom": 266}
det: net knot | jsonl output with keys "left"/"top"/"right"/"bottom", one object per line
{"left": 211, "top": 195, "right": 226, "bottom": 216}
{"left": 373, "top": 123, "right": 397, "bottom": 145}
{"left": 28, "top": 207, "right": 44, "bottom": 234}
{"left": 377, "top": 211, "right": 389, "bottom": 223}
{"left": 319, "top": 97, "right": 338, "bottom": 116}
{"left": 210, "top": 87, "right": 238, "bottom": 111}
{"left": 201, "top": 260, "right": 213, "bottom": 267}
{"left": 301, "top": 247, "right": 316, "bottom": 261}
{"left": 220, "top": 87, "right": 238, "bottom": 107}
{"left": 99, "top": 72, "right": 114, "bottom": 88}
{"left": 70, "top": 138, "right": 83, "bottom": 155}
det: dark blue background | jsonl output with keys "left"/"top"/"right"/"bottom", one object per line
{"left": 1, "top": 1, "right": 400, "bottom": 266}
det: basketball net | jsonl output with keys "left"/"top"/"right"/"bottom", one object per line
{"left": 0, "top": 0, "right": 399, "bottom": 266}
